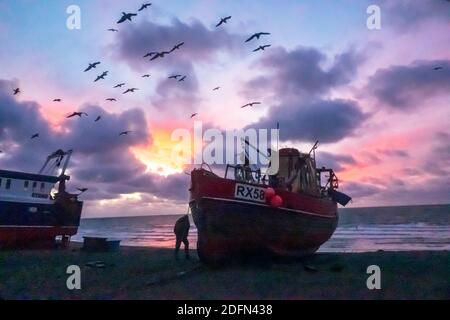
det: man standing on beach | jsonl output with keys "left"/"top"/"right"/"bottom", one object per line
{"left": 174, "top": 215, "right": 190, "bottom": 260}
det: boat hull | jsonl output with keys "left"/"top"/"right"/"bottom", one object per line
{"left": 0, "top": 199, "right": 82, "bottom": 248}
{"left": 190, "top": 197, "right": 338, "bottom": 264}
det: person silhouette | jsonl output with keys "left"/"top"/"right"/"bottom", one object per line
{"left": 174, "top": 215, "right": 190, "bottom": 260}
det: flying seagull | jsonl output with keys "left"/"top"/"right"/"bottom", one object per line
{"left": 138, "top": 3, "right": 152, "bottom": 11}
{"left": 178, "top": 76, "right": 187, "bottom": 82}
{"left": 143, "top": 52, "right": 157, "bottom": 58}
{"left": 142, "top": 74, "right": 151, "bottom": 78}
{"left": 245, "top": 32, "right": 271, "bottom": 42}
{"left": 241, "top": 102, "right": 261, "bottom": 108}
{"left": 67, "top": 112, "right": 88, "bottom": 118}
{"left": 95, "top": 116, "right": 102, "bottom": 122}
{"left": 53, "top": 98, "right": 61, "bottom": 102}
{"left": 150, "top": 51, "right": 170, "bottom": 61}
{"left": 190, "top": 113, "right": 198, "bottom": 118}
{"left": 77, "top": 188, "right": 88, "bottom": 193}
{"left": 119, "top": 130, "right": 132, "bottom": 136}
{"left": 114, "top": 83, "right": 125, "bottom": 88}
{"left": 169, "top": 75, "right": 182, "bottom": 80}
{"left": 108, "top": 28, "right": 118, "bottom": 32}
{"left": 170, "top": 42, "right": 185, "bottom": 53}
{"left": 213, "top": 87, "right": 221, "bottom": 91}
{"left": 94, "top": 71, "right": 108, "bottom": 82}
{"left": 433, "top": 66, "right": 443, "bottom": 70}
{"left": 253, "top": 44, "right": 271, "bottom": 52}
{"left": 84, "top": 62, "right": 100, "bottom": 72}
{"left": 123, "top": 88, "right": 139, "bottom": 94}
{"left": 31, "top": 133, "right": 39, "bottom": 139}
{"left": 106, "top": 98, "right": 117, "bottom": 101}
{"left": 117, "top": 12, "right": 137, "bottom": 24}
{"left": 13, "top": 88, "right": 20, "bottom": 95}
{"left": 216, "top": 16, "right": 231, "bottom": 27}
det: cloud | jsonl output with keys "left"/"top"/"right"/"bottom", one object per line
{"left": 366, "top": 60, "right": 450, "bottom": 109}
{"left": 316, "top": 151, "right": 356, "bottom": 172}
{"left": 246, "top": 99, "right": 367, "bottom": 143}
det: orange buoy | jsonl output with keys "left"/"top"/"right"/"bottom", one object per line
{"left": 270, "top": 195, "right": 283, "bottom": 207}
{"left": 264, "top": 187, "right": 275, "bottom": 202}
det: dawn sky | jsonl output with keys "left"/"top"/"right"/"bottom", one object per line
{"left": 0, "top": 0, "right": 449, "bottom": 217}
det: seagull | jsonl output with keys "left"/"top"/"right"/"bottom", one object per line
{"left": 169, "top": 75, "right": 182, "bottom": 80}
{"left": 106, "top": 98, "right": 117, "bottom": 101}
{"left": 143, "top": 52, "right": 157, "bottom": 58}
{"left": 142, "top": 74, "right": 151, "bottom": 78}
{"left": 31, "top": 133, "right": 39, "bottom": 139}
{"left": 13, "top": 88, "right": 20, "bottom": 95}
{"left": 178, "top": 76, "right": 187, "bottom": 82}
{"left": 138, "top": 3, "right": 152, "bottom": 11}
{"left": 433, "top": 66, "right": 443, "bottom": 70}
{"left": 170, "top": 42, "right": 185, "bottom": 53}
{"left": 245, "top": 32, "right": 271, "bottom": 42}
{"left": 53, "top": 98, "right": 62, "bottom": 102}
{"left": 94, "top": 71, "right": 108, "bottom": 82}
{"left": 123, "top": 88, "right": 139, "bottom": 94}
{"left": 216, "top": 16, "right": 232, "bottom": 27}
{"left": 241, "top": 102, "right": 261, "bottom": 108}
{"left": 150, "top": 51, "right": 170, "bottom": 61}
{"left": 67, "top": 112, "right": 88, "bottom": 118}
{"left": 119, "top": 130, "right": 132, "bottom": 136}
{"left": 77, "top": 188, "right": 88, "bottom": 193}
{"left": 253, "top": 44, "right": 271, "bottom": 52}
{"left": 190, "top": 113, "right": 198, "bottom": 118}
{"left": 84, "top": 62, "right": 100, "bottom": 72}
{"left": 114, "top": 83, "right": 125, "bottom": 88}
{"left": 117, "top": 12, "right": 137, "bottom": 24}
{"left": 95, "top": 116, "right": 102, "bottom": 122}
{"left": 213, "top": 87, "right": 221, "bottom": 91}
{"left": 108, "top": 28, "right": 119, "bottom": 32}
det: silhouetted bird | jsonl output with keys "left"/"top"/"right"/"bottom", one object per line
{"left": 31, "top": 133, "right": 39, "bottom": 139}
{"left": 114, "top": 83, "right": 125, "bottom": 88}
{"left": 117, "top": 12, "right": 137, "bottom": 24}
{"left": 94, "top": 71, "right": 108, "bottom": 82}
{"left": 433, "top": 66, "right": 443, "bottom": 70}
{"left": 190, "top": 113, "right": 198, "bottom": 118}
{"left": 142, "top": 74, "right": 151, "bottom": 78}
{"left": 106, "top": 98, "right": 117, "bottom": 101}
{"left": 13, "top": 88, "right": 20, "bottom": 95}
{"left": 213, "top": 87, "right": 221, "bottom": 91}
{"left": 138, "top": 3, "right": 152, "bottom": 11}
{"left": 95, "top": 116, "right": 102, "bottom": 122}
{"left": 119, "top": 130, "right": 132, "bottom": 136}
{"left": 216, "top": 16, "right": 231, "bottom": 27}
{"left": 77, "top": 188, "right": 88, "bottom": 193}
{"left": 84, "top": 62, "right": 100, "bottom": 72}
{"left": 253, "top": 44, "right": 271, "bottom": 52}
{"left": 143, "top": 52, "right": 157, "bottom": 58}
{"left": 169, "top": 75, "right": 182, "bottom": 80}
{"left": 150, "top": 51, "right": 170, "bottom": 61}
{"left": 53, "top": 98, "right": 61, "bottom": 102}
{"left": 245, "top": 32, "right": 271, "bottom": 42}
{"left": 241, "top": 102, "right": 261, "bottom": 108}
{"left": 108, "top": 28, "right": 118, "bottom": 32}
{"left": 170, "top": 42, "right": 184, "bottom": 52}
{"left": 123, "top": 88, "right": 138, "bottom": 94}
{"left": 178, "top": 76, "right": 187, "bottom": 82}
{"left": 67, "top": 112, "right": 88, "bottom": 118}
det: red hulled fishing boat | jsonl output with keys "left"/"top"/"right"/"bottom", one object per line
{"left": 189, "top": 144, "right": 351, "bottom": 264}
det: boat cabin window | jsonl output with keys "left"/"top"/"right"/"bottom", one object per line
{"left": 32, "top": 181, "right": 37, "bottom": 189}
{"left": 6, "top": 179, "right": 11, "bottom": 190}
{"left": 40, "top": 182, "right": 45, "bottom": 191}
{"left": 0, "top": 178, "right": 2, "bottom": 188}
{"left": 24, "top": 180, "right": 29, "bottom": 190}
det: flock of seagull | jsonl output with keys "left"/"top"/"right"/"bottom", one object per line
{"left": 7, "top": 3, "right": 274, "bottom": 144}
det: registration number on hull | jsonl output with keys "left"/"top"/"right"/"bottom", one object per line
{"left": 234, "top": 183, "right": 266, "bottom": 203}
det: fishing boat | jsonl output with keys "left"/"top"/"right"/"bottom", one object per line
{"left": 0, "top": 149, "right": 83, "bottom": 248}
{"left": 189, "top": 142, "right": 351, "bottom": 264}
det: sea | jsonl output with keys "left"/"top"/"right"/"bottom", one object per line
{"left": 72, "top": 204, "right": 450, "bottom": 252}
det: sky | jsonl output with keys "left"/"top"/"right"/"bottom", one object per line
{"left": 0, "top": 0, "right": 449, "bottom": 218}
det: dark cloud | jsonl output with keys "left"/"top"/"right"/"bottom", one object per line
{"left": 377, "top": 149, "right": 409, "bottom": 158}
{"left": 246, "top": 99, "right": 367, "bottom": 143}
{"left": 316, "top": 151, "right": 356, "bottom": 171}
{"left": 366, "top": 60, "right": 450, "bottom": 109}
{"left": 340, "top": 181, "right": 382, "bottom": 199}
